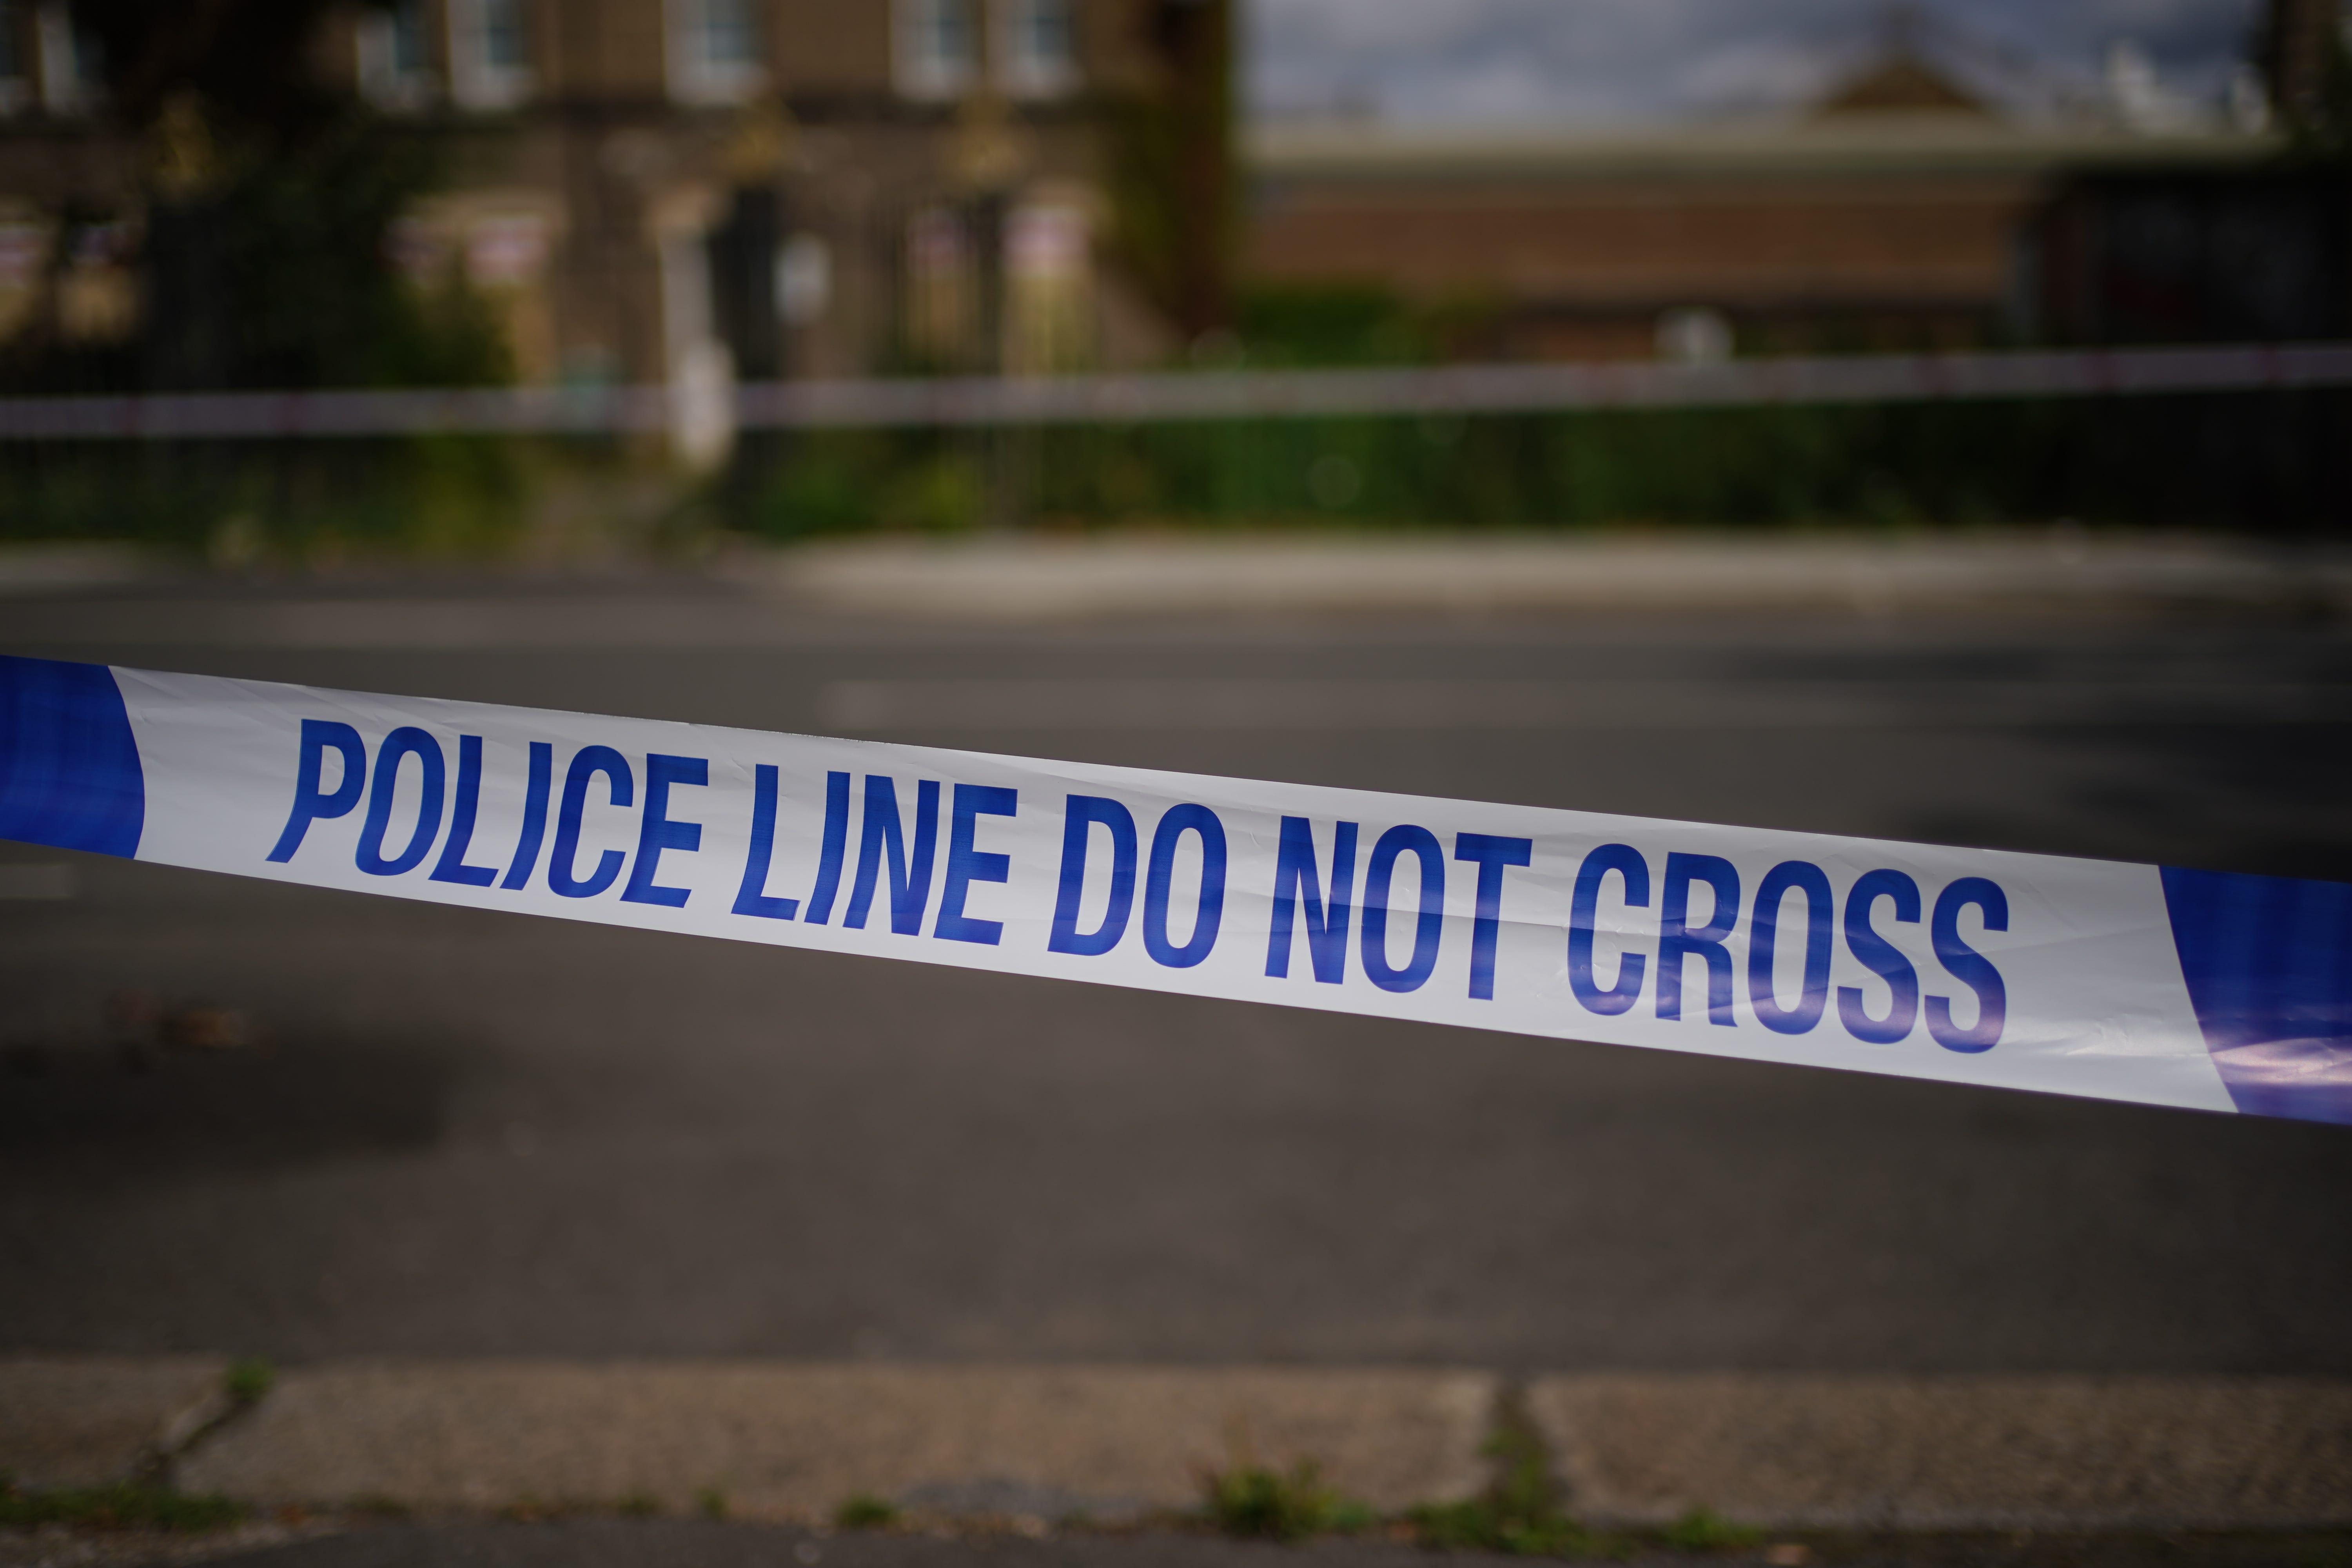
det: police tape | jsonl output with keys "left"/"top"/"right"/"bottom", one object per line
{"left": 4, "top": 654, "right": 2346, "bottom": 1126}
{"left": 2, "top": 341, "right": 2350, "bottom": 439}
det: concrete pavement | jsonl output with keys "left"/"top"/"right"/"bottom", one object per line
{"left": 756, "top": 532, "right": 2352, "bottom": 621}
{"left": 1530, "top": 1375, "right": 2352, "bottom": 1529}
{"left": 4, "top": 530, "right": 2348, "bottom": 643}
{"left": 172, "top": 1362, "right": 1491, "bottom": 1519}
{"left": 0, "top": 1357, "right": 225, "bottom": 1491}
{"left": 8, "top": 1356, "right": 2350, "bottom": 1534}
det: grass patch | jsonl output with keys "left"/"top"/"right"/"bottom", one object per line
{"left": 834, "top": 1494, "right": 899, "bottom": 1529}
{"left": 696, "top": 1486, "right": 729, "bottom": 1521}
{"left": 615, "top": 1492, "right": 662, "bottom": 1517}
{"left": 1200, "top": 1457, "right": 1375, "bottom": 1543}
{"left": 1410, "top": 1497, "right": 1601, "bottom": 1556}
{"left": 0, "top": 1477, "right": 249, "bottom": 1532}
{"left": 1663, "top": 1507, "right": 1763, "bottom": 1552}
{"left": 225, "top": 1357, "right": 276, "bottom": 1405}
{"left": 1406, "top": 1398, "right": 1613, "bottom": 1557}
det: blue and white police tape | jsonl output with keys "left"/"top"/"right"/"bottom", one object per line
{"left": 4, "top": 654, "right": 2346, "bottom": 1125}
{"left": 4, "top": 342, "right": 2350, "bottom": 439}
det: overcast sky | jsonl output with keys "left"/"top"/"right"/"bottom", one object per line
{"left": 1247, "top": 0, "right": 2265, "bottom": 126}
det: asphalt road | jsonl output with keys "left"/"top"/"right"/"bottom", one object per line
{"left": 3, "top": 583, "right": 2350, "bottom": 1371}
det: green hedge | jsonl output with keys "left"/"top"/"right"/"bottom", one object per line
{"left": 735, "top": 390, "right": 2348, "bottom": 540}
{"left": 2, "top": 387, "right": 2339, "bottom": 559}
{"left": 0, "top": 434, "right": 535, "bottom": 559}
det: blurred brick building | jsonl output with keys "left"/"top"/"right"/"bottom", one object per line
{"left": 1245, "top": 48, "right": 2279, "bottom": 362}
{"left": 0, "top": 0, "right": 1206, "bottom": 388}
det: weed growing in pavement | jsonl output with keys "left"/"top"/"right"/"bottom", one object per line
{"left": 1406, "top": 1399, "right": 1617, "bottom": 1557}
{"left": 225, "top": 1357, "right": 276, "bottom": 1405}
{"left": 615, "top": 1492, "right": 662, "bottom": 1517}
{"left": 0, "top": 1475, "right": 249, "bottom": 1532}
{"left": 696, "top": 1487, "right": 729, "bottom": 1521}
{"left": 835, "top": 1494, "right": 899, "bottom": 1529}
{"left": 1200, "top": 1457, "right": 1374, "bottom": 1542}
{"left": 1662, "top": 1507, "right": 1762, "bottom": 1552}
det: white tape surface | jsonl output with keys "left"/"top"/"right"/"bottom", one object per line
{"left": 5, "top": 658, "right": 2347, "bottom": 1125}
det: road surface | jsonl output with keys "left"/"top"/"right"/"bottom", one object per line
{"left": 2, "top": 578, "right": 2347, "bottom": 1370}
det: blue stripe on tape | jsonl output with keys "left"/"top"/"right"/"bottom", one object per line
{"left": 0, "top": 655, "right": 145, "bottom": 858}
{"left": 2161, "top": 866, "right": 2352, "bottom": 1125}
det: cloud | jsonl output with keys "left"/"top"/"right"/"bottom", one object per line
{"left": 1246, "top": 0, "right": 2262, "bottom": 126}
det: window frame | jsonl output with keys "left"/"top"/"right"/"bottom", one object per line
{"left": 0, "top": 1, "right": 25, "bottom": 115}
{"left": 448, "top": 0, "right": 532, "bottom": 113}
{"left": 356, "top": 0, "right": 436, "bottom": 113}
{"left": 666, "top": 0, "right": 768, "bottom": 108}
{"left": 894, "top": 0, "right": 976, "bottom": 102}
{"left": 993, "top": 0, "right": 1076, "bottom": 100}
{"left": 34, "top": 0, "right": 98, "bottom": 116}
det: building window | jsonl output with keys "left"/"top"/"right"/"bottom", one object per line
{"left": 775, "top": 232, "right": 830, "bottom": 326}
{"left": 1005, "top": 197, "right": 1092, "bottom": 371}
{"left": 0, "top": 2, "right": 23, "bottom": 114}
{"left": 995, "top": 0, "right": 1074, "bottom": 99}
{"left": 895, "top": 0, "right": 975, "bottom": 101}
{"left": 1655, "top": 307, "right": 1732, "bottom": 365}
{"left": 357, "top": 0, "right": 434, "bottom": 112}
{"left": 35, "top": 1, "right": 99, "bottom": 116}
{"left": 668, "top": 0, "right": 764, "bottom": 106}
{"left": 0, "top": 216, "right": 51, "bottom": 339}
{"left": 904, "top": 205, "right": 974, "bottom": 360}
{"left": 449, "top": 0, "right": 530, "bottom": 111}
{"left": 479, "top": 0, "right": 526, "bottom": 71}
{"left": 58, "top": 219, "right": 134, "bottom": 343}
